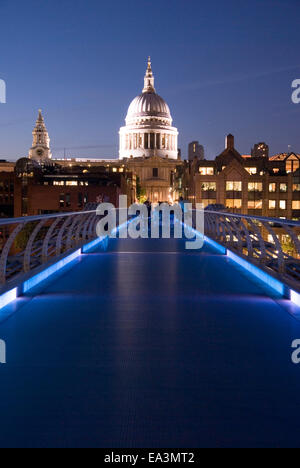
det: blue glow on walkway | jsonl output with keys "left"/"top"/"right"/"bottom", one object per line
{"left": 23, "top": 249, "right": 81, "bottom": 293}
{"left": 0, "top": 288, "right": 17, "bottom": 309}
{"left": 0, "top": 236, "right": 300, "bottom": 448}
{"left": 227, "top": 249, "right": 285, "bottom": 296}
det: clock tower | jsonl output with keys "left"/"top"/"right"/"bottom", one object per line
{"left": 29, "top": 109, "right": 52, "bottom": 161}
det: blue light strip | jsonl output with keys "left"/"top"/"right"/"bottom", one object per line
{"left": 203, "top": 234, "right": 300, "bottom": 308}
{"left": 227, "top": 249, "right": 285, "bottom": 296}
{"left": 82, "top": 236, "right": 106, "bottom": 253}
{"left": 291, "top": 290, "right": 300, "bottom": 307}
{"left": 204, "top": 235, "right": 227, "bottom": 255}
{"left": 0, "top": 288, "right": 17, "bottom": 309}
{"left": 23, "top": 248, "right": 81, "bottom": 293}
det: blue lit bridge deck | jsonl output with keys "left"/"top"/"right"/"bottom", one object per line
{"left": 0, "top": 237, "right": 300, "bottom": 448}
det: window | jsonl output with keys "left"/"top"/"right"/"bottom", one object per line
{"left": 269, "top": 183, "right": 276, "bottom": 193}
{"left": 279, "top": 183, "right": 287, "bottom": 193}
{"left": 153, "top": 168, "right": 158, "bottom": 178}
{"left": 286, "top": 156, "right": 300, "bottom": 174}
{"left": 202, "top": 199, "right": 216, "bottom": 208}
{"left": 248, "top": 182, "right": 263, "bottom": 192}
{"left": 245, "top": 167, "right": 257, "bottom": 175}
{"left": 199, "top": 167, "right": 214, "bottom": 176}
{"left": 66, "top": 181, "right": 78, "bottom": 186}
{"left": 54, "top": 181, "right": 64, "bottom": 186}
{"left": 78, "top": 193, "right": 83, "bottom": 207}
{"left": 59, "top": 193, "right": 65, "bottom": 207}
{"left": 226, "top": 181, "right": 242, "bottom": 191}
{"left": 248, "top": 200, "right": 262, "bottom": 209}
{"left": 66, "top": 193, "right": 71, "bottom": 207}
{"left": 293, "top": 184, "right": 300, "bottom": 192}
{"left": 279, "top": 200, "right": 286, "bottom": 210}
{"left": 292, "top": 201, "right": 300, "bottom": 210}
{"left": 201, "top": 182, "right": 216, "bottom": 191}
{"left": 269, "top": 200, "right": 276, "bottom": 209}
{"left": 226, "top": 199, "right": 242, "bottom": 209}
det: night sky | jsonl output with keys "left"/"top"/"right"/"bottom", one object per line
{"left": 0, "top": 0, "right": 300, "bottom": 160}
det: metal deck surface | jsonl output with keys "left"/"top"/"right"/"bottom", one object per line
{"left": 0, "top": 237, "right": 300, "bottom": 447}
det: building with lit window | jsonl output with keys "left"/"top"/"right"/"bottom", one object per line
{"left": 251, "top": 142, "right": 269, "bottom": 159}
{"left": 13, "top": 159, "right": 136, "bottom": 217}
{"left": 188, "top": 141, "right": 204, "bottom": 161}
{"left": 189, "top": 135, "right": 300, "bottom": 219}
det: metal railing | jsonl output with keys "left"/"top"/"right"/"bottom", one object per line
{"left": 203, "top": 210, "right": 300, "bottom": 288}
{"left": 1, "top": 206, "right": 299, "bottom": 292}
{"left": 0, "top": 209, "right": 100, "bottom": 287}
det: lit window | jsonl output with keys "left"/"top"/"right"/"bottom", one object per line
{"left": 248, "top": 182, "right": 263, "bottom": 192}
{"left": 279, "top": 183, "right": 287, "bottom": 193}
{"left": 226, "top": 199, "right": 242, "bottom": 209}
{"left": 59, "top": 193, "right": 65, "bottom": 207}
{"left": 113, "top": 168, "right": 117, "bottom": 173}
{"left": 201, "top": 199, "right": 216, "bottom": 208}
{"left": 279, "top": 200, "right": 286, "bottom": 210}
{"left": 199, "top": 167, "right": 214, "bottom": 176}
{"left": 292, "top": 201, "right": 300, "bottom": 209}
{"left": 286, "top": 156, "right": 300, "bottom": 174}
{"left": 248, "top": 200, "right": 262, "bottom": 209}
{"left": 245, "top": 167, "right": 257, "bottom": 175}
{"left": 226, "top": 181, "right": 242, "bottom": 191}
{"left": 269, "top": 200, "right": 276, "bottom": 209}
{"left": 293, "top": 184, "right": 300, "bottom": 192}
{"left": 269, "top": 183, "right": 276, "bottom": 193}
{"left": 66, "top": 181, "right": 78, "bottom": 186}
{"left": 201, "top": 182, "right": 216, "bottom": 191}
{"left": 54, "top": 181, "right": 64, "bottom": 186}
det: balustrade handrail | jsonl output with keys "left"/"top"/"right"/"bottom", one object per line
{"left": 0, "top": 209, "right": 98, "bottom": 226}
{"left": 200, "top": 209, "right": 300, "bottom": 289}
{"left": 200, "top": 210, "right": 300, "bottom": 227}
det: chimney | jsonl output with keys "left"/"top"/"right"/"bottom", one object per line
{"left": 226, "top": 134, "right": 234, "bottom": 150}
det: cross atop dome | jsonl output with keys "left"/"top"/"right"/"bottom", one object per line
{"left": 143, "top": 56, "right": 156, "bottom": 94}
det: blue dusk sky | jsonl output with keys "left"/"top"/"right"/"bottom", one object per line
{"left": 0, "top": 0, "right": 300, "bottom": 160}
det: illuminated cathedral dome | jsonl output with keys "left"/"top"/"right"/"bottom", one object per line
{"left": 126, "top": 92, "right": 172, "bottom": 126}
{"left": 119, "top": 58, "right": 178, "bottom": 160}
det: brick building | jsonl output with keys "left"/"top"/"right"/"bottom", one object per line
{"left": 188, "top": 135, "right": 300, "bottom": 220}
{"left": 13, "top": 158, "right": 136, "bottom": 217}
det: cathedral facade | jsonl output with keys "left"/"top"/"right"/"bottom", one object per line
{"left": 119, "top": 58, "right": 178, "bottom": 160}
{"left": 118, "top": 58, "right": 181, "bottom": 203}
{"left": 25, "top": 59, "right": 182, "bottom": 204}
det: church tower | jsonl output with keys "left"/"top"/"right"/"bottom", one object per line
{"left": 29, "top": 109, "right": 52, "bottom": 161}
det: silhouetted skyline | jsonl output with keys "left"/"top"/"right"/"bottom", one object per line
{"left": 0, "top": 0, "right": 300, "bottom": 160}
